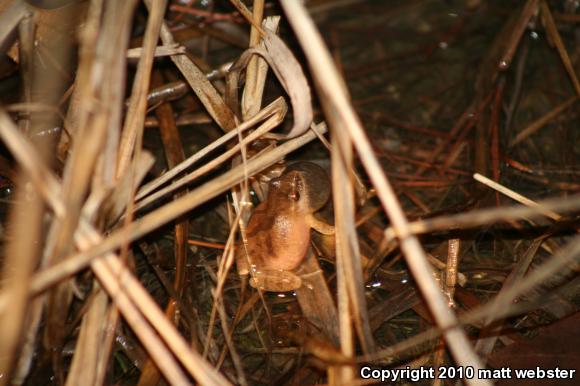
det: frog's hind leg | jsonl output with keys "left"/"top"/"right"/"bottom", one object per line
{"left": 249, "top": 270, "right": 302, "bottom": 292}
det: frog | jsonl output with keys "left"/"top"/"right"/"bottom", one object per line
{"left": 236, "top": 162, "right": 335, "bottom": 292}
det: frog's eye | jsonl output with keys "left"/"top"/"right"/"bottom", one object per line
{"left": 0, "top": 185, "right": 12, "bottom": 198}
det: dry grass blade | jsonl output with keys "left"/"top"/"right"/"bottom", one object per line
{"left": 136, "top": 97, "right": 286, "bottom": 200}
{"left": 0, "top": 109, "right": 64, "bottom": 215}
{"left": 135, "top": 110, "right": 283, "bottom": 211}
{"left": 241, "top": 3, "right": 269, "bottom": 119}
{"left": 387, "top": 194, "right": 580, "bottom": 239}
{"left": 444, "top": 238, "right": 460, "bottom": 306}
{"left": 331, "top": 115, "right": 375, "bottom": 360}
{"left": 65, "top": 288, "right": 109, "bottom": 386}
{"left": 144, "top": 0, "right": 237, "bottom": 132}
{"left": 330, "top": 130, "right": 364, "bottom": 383}
{"left": 228, "top": 0, "right": 265, "bottom": 36}
{"left": 135, "top": 68, "right": 191, "bottom": 386}
{"left": 126, "top": 44, "right": 185, "bottom": 58}
{"left": 39, "top": 3, "right": 136, "bottom": 380}
{"left": 540, "top": 0, "right": 580, "bottom": 96}
{"left": 0, "top": 106, "right": 229, "bottom": 385}
{"left": 216, "top": 297, "right": 248, "bottom": 386}
{"left": 509, "top": 96, "right": 578, "bottom": 147}
{"left": 89, "top": 256, "right": 193, "bottom": 386}
{"left": 13, "top": 10, "right": 33, "bottom": 133}
{"left": 29, "top": 124, "right": 327, "bottom": 301}
{"left": 279, "top": 2, "right": 490, "bottom": 384}
{"left": 90, "top": 249, "right": 226, "bottom": 386}
{"left": 0, "top": 1, "right": 28, "bottom": 50}
{"left": 474, "top": 173, "right": 561, "bottom": 220}
{"left": 56, "top": 0, "right": 136, "bottom": 233}
{"left": 1, "top": 0, "right": 577, "bottom": 383}
{"left": 228, "top": 30, "right": 313, "bottom": 139}
{"left": 295, "top": 250, "right": 340, "bottom": 344}
{"left": 498, "top": 0, "right": 538, "bottom": 69}
{"left": 464, "top": 235, "right": 580, "bottom": 325}
{"left": 364, "top": 233, "right": 580, "bottom": 364}
{"left": 474, "top": 238, "right": 544, "bottom": 360}
{"left": 202, "top": 205, "right": 243, "bottom": 362}
{"left": 0, "top": 177, "right": 43, "bottom": 386}
{"left": 116, "top": 0, "right": 168, "bottom": 177}
{"left": 101, "top": 151, "right": 154, "bottom": 225}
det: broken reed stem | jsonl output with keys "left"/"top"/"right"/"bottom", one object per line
{"left": 332, "top": 130, "right": 362, "bottom": 382}
{"left": 126, "top": 44, "right": 185, "bottom": 58}
{"left": 116, "top": 0, "right": 168, "bottom": 177}
{"left": 0, "top": 177, "right": 43, "bottom": 386}
{"left": 0, "top": 107, "right": 230, "bottom": 386}
{"left": 88, "top": 231, "right": 231, "bottom": 386}
{"left": 134, "top": 103, "right": 285, "bottom": 211}
{"left": 143, "top": 0, "right": 237, "bottom": 132}
{"left": 228, "top": 0, "right": 266, "bottom": 36}
{"left": 383, "top": 193, "right": 580, "bottom": 241}
{"left": 509, "top": 96, "right": 578, "bottom": 147}
{"left": 330, "top": 87, "right": 376, "bottom": 356}
{"left": 136, "top": 97, "right": 286, "bottom": 200}
{"left": 90, "top": 257, "right": 192, "bottom": 386}
{"left": 0, "top": 2, "right": 29, "bottom": 49}
{"left": 279, "top": 2, "right": 490, "bottom": 383}
{"left": 473, "top": 173, "right": 561, "bottom": 220}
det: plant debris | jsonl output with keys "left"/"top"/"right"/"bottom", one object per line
{"left": 0, "top": 0, "right": 579, "bottom": 385}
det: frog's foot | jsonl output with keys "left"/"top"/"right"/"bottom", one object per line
{"left": 249, "top": 269, "right": 302, "bottom": 292}
{"left": 307, "top": 214, "right": 335, "bottom": 235}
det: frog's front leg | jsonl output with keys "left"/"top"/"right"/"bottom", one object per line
{"left": 306, "top": 214, "right": 335, "bottom": 235}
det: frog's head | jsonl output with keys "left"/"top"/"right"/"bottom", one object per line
{"left": 283, "top": 162, "right": 330, "bottom": 212}
{"left": 268, "top": 170, "right": 310, "bottom": 214}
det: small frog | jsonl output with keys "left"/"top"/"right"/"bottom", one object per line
{"left": 236, "top": 162, "right": 334, "bottom": 292}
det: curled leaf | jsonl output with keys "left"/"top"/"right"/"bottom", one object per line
{"left": 227, "top": 30, "right": 313, "bottom": 139}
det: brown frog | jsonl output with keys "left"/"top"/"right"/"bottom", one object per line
{"left": 236, "top": 162, "right": 334, "bottom": 292}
